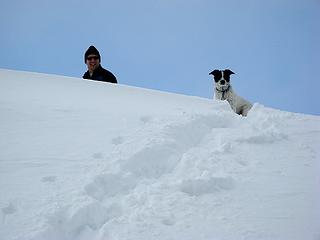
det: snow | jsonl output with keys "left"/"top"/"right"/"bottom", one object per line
{"left": 0, "top": 69, "right": 319, "bottom": 240}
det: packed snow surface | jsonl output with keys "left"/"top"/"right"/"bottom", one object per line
{"left": 0, "top": 69, "right": 319, "bottom": 240}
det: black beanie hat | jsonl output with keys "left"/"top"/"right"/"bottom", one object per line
{"left": 84, "top": 45, "right": 101, "bottom": 63}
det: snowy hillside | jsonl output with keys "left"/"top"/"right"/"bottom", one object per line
{"left": 0, "top": 69, "right": 319, "bottom": 240}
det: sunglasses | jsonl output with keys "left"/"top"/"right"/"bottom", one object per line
{"left": 87, "top": 56, "right": 99, "bottom": 61}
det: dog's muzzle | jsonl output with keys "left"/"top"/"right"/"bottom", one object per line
{"left": 217, "top": 81, "right": 229, "bottom": 91}
{"left": 219, "top": 80, "right": 226, "bottom": 85}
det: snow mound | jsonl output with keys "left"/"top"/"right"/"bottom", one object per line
{"left": 0, "top": 69, "right": 319, "bottom": 240}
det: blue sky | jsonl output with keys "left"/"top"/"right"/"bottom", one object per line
{"left": 1, "top": 0, "right": 319, "bottom": 115}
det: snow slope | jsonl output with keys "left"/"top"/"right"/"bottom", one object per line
{"left": 0, "top": 69, "right": 319, "bottom": 240}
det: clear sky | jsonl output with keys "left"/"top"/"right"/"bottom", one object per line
{"left": 1, "top": 0, "right": 319, "bottom": 115}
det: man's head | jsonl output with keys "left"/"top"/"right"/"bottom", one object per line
{"left": 85, "top": 45, "right": 101, "bottom": 73}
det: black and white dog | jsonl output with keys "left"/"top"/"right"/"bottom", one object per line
{"left": 209, "top": 69, "right": 252, "bottom": 116}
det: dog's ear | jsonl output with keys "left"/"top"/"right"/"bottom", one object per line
{"left": 224, "top": 69, "right": 235, "bottom": 75}
{"left": 209, "top": 69, "right": 220, "bottom": 76}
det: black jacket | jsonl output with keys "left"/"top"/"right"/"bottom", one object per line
{"left": 83, "top": 65, "right": 117, "bottom": 83}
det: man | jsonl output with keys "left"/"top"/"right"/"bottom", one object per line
{"left": 83, "top": 45, "right": 117, "bottom": 83}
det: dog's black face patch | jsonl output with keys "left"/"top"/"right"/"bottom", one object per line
{"left": 223, "top": 72, "right": 231, "bottom": 83}
{"left": 209, "top": 69, "right": 222, "bottom": 82}
{"left": 223, "top": 69, "right": 235, "bottom": 81}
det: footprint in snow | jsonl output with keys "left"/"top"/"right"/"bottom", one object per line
{"left": 111, "top": 136, "right": 124, "bottom": 145}
{"left": 41, "top": 176, "right": 57, "bottom": 183}
{"left": 140, "top": 116, "right": 153, "bottom": 123}
{"left": 2, "top": 202, "right": 16, "bottom": 215}
{"left": 84, "top": 173, "right": 137, "bottom": 201}
{"left": 92, "top": 152, "right": 104, "bottom": 159}
{"left": 2, "top": 202, "right": 17, "bottom": 222}
{"left": 179, "top": 176, "right": 235, "bottom": 196}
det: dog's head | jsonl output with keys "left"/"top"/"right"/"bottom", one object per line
{"left": 209, "top": 69, "right": 235, "bottom": 91}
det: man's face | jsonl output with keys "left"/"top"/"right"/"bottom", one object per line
{"left": 86, "top": 54, "right": 100, "bottom": 72}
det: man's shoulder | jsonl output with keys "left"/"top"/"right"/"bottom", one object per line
{"left": 99, "top": 66, "right": 117, "bottom": 83}
{"left": 99, "top": 66, "right": 114, "bottom": 75}
{"left": 83, "top": 70, "right": 90, "bottom": 79}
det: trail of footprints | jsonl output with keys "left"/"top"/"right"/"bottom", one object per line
{"left": 41, "top": 112, "right": 287, "bottom": 239}
{"left": 85, "top": 114, "right": 237, "bottom": 201}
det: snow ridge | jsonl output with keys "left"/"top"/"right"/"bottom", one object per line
{"left": 0, "top": 70, "right": 319, "bottom": 240}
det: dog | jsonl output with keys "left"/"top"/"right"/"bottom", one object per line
{"left": 209, "top": 69, "right": 252, "bottom": 116}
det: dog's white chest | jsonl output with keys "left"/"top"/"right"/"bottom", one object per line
{"left": 214, "top": 87, "right": 252, "bottom": 116}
